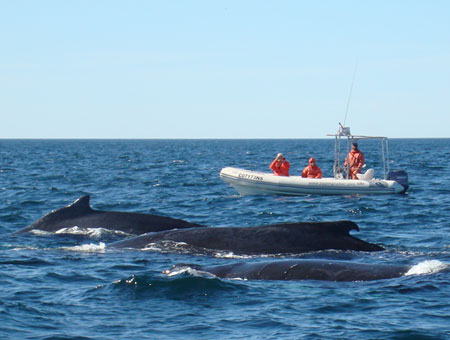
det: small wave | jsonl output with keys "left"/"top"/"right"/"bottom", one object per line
{"left": 405, "top": 260, "right": 448, "bottom": 276}
{"left": 110, "top": 272, "right": 242, "bottom": 298}
{"left": 10, "top": 245, "right": 40, "bottom": 251}
{"left": 164, "top": 265, "right": 252, "bottom": 283}
{"left": 60, "top": 242, "right": 106, "bottom": 253}
{"left": 0, "top": 258, "right": 53, "bottom": 266}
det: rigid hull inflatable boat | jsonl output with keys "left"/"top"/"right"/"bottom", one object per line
{"left": 220, "top": 125, "right": 409, "bottom": 196}
{"left": 220, "top": 167, "right": 406, "bottom": 195}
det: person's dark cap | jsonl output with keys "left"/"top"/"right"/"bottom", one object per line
{"left": 352, "top": 142, "right": 358, "bottom": 147}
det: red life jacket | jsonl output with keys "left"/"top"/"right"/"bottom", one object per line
{"left": 302, "top": 158, "right": 322, "bottom": 178}
{"left": 344, "top": 149, "right": 365, "bottom": 179}
{"left": 270, "top": 159, "right": 290, "bottom": 176}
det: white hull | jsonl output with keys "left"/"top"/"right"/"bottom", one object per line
{"left": 220, "top": 167, "right": 406, "bottom": 196}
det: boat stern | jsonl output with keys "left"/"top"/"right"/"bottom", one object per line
{"left": 387, "top": 170, "right": 409, "bottom": 193}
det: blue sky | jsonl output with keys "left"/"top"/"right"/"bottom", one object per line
{"left": 1, "top": 1, "right": 449, "bottom": 138}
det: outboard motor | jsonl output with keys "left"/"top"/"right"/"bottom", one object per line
{"left": 387, "top": 170, "right": 409, "bottom": 192}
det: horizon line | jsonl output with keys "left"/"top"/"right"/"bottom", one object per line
{"left": 1, "top": 137, "right": 448, "bottom": 140}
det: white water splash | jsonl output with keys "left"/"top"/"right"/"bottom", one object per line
{"left": 214, "top": 251, "right": 253, "bottom": 259}
{"left": 405, "top": 260, "right": 448, "bottom": 276}
{"left": 54, "top": 227, "right": 129, "bottom": 237}
{"left": 163, "top": 265, "right": 216, "bottom": 279}
{"left": 164, "top": 266, "right": 192, "bottom": 277}
{"left": 142, "top": 241, "right": 189, "bottom": 252}
{"left": 61, "top": 242, "right": 106, "bottom": 253}
{"left": 214, "top": 251, "right": 279, "bottom": 259}
{"left": 11, "top": 245, "right": 40, "bottom": 251}
{"left": 30, "top": 229, "right": 52, "bottom": 236}
{"left": 30, "top": 227, "right": 129, "bottom": 237}
{"left": 142, "top": 243, "right": 163, "bottom": 252}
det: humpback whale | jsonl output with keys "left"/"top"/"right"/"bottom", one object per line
{"left": 13, "top": 195, "right": 205, "bottom": 235}
{"left": 166, "top": 259, "right": 441, "bottom": 282}
{"left": 110, "top": 220, "right": 384, "bottom": 254}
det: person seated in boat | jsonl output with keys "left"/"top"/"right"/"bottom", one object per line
{"left": 344, "top": 142, "right": 365, "bottom": 179}
{"left": 301, "top": 157, "right": 322, "bottom": 178}
{"left": 270, "top": 153, "right": 290, "bottom": 176}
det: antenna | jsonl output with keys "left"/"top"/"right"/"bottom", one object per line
{"left": 343, "top": 62, "right": 358, "bottom": 126}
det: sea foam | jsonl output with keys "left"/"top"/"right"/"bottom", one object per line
{"left": 164, "top": 265, "right": 216, "bottom": 279}
{"left": 55, "top": 226, "right": 129, "bottom": 237}
{"left": 405, "top": 260, "right": 448, "bottom": 276}
{"left": 61, "top": 242, "right": 106, "bottom": 253}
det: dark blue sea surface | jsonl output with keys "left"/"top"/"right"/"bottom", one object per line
{"left": 1, "top": 138, "right": 449, "bottom": 340}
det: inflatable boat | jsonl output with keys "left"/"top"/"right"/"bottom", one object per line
{"left": 220, "top": 125, "right": 409, "bottom": 196}
{"left": 220, "top": 167, "right": 407, "bottom": 195}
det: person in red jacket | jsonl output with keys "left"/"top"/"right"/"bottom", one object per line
{"left": 344, "top": 142, "right": 365, "bottom": 179}
{"left": 270, "top": 153, "right": 290, "bottom": 176}
{"left": 302, "top": 157, "right": 322, "bottom": 178}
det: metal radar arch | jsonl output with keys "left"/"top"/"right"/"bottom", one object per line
{"left": 328, "top": 123, "right": 390, "bottom": 180}
{"left": 327, "top": 124, "right": 408, "bottom": 192}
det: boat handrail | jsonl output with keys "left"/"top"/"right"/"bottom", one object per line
{"left": 328, "top": 125, "right": 390, "bottom": 180}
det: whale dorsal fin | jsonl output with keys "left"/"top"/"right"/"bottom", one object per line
{"left": 311, "top": 220, "right": 360, "bottom": 235}
{"left": 67, "top": 195, "right": 93, "bottom": 214}
{"left": 334, "top": 220, "right": 360, "bottom": 234}
{"left": 280, "top": 220, "right": 359, "bottom": 235}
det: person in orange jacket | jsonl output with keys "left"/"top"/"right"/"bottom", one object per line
{"left": 302, "top": 157, "right": 322, "bottom": 178}
{"left": 270, "top": 153, "right": 290, "bottom": 176}
{"left": 344, "top": 142, "right": 365, "bottom": 179}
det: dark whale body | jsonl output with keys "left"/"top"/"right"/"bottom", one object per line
{"left": 110, "top": 220, "right": 384, "bottom": 254}
{"left": 172, "top": 260, "right": 411, "bottom": 282}
{"left": 13, "top": 195, "right": 205, "bottom": 235}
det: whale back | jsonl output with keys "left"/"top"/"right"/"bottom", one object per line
{"left": 34, "top": 195, "right": 94, "bottom": 224}
{"left": 13, "top": 195, "right": 205, "bottom": 235}
{"left": 175, "top": 260, "right": 410, "bottom": 281}
{"left": 12, "top": 195, "right": 95, "bottom": 234}
{"left": 109, "top": 220, "right": 383, "bottom": 253}
{"left": 271, "top": 220, "right": 360, "bottom": 235}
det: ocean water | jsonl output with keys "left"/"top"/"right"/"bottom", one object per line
{"left": 1, "top": 138, "right": 449, "bottom": 340}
